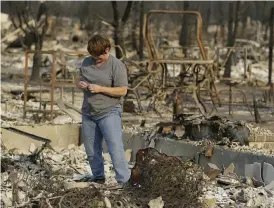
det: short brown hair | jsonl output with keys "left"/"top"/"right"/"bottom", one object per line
{"left": 87, "top": 35, "right": 111, "bottom": 57}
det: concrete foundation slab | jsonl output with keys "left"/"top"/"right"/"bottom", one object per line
{"left": 120, "top": 134, "right": 274, "bottom": 178}
{"left": 2, "top": 126, "right": 274, "bottom": 182}
{"left": 1, "top": 124, "right": 80, "bottom": 154}
{"left": 265, "top": 181, "right": 274, "bottom": 191}
{"left": 245, "top": 164, "right": 255, "bottom": 178}
{"left": 253, "top": 162, "right": 264, "bottom": 183}
{"left": 263, "top": 163, "right": 274, "bottom": 185}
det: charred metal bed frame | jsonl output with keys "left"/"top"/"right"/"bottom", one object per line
{"left": 126, "top": 10, "right": 221, "bottom": 115}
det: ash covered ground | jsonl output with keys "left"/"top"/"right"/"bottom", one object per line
{"left": 1, "top": 5, "right": 274, "bottom": 208}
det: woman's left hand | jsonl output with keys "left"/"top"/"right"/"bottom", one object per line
{"left": 88, "top": 84, "right": 103, "bottom": 93}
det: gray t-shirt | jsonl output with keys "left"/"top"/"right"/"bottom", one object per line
{"left": 79, "top": 54, "right": 128, "bottom": 117}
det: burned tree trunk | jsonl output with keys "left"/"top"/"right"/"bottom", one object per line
{"left": 215, "top": 2, "right": 225, "bottom": 45}
{"left": 139, "top": 0, "right": 144, "bottom": 60}
{"left": 10, "top": 1, "right": 48, "bottom": 81}
{"left": 268, "top": 7, "right": 274, "bottom": 85}
{"left": 179, "top": 1, "right": 190, "bottom": 55}
{"left": 30, "top": 31, "right": 45, "bottom": 81}
{"left": 111, "top": 1, "right": 133, "bottom": 59}
{"left": 114, "top": 25, "right": 126, "bottom": 58}
{"left": 253, "top": 94, "right": 262, "bottom": 123}
{"left": 31, "top": 48, "right": 42, "bottom": 81}
{"left": 204, "top": 7, "right": 211, "bottom": 34}
{"left": 31, "top": 52, "right": 42, "bottom": 81}
{"left": 223, "top": 3, "right": 234, "bottom": 78}
{"left": 131, "top": 2, "right": 138, "bottom": 52}
{"left": 223, "top": 1, "right": 240, "bottom": 78}
{"left": 79, "top": 2, "right": 90, "bottom": 30}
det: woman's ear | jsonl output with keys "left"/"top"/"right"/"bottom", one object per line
{"left": 105, "top": 47, "right": 110, "bottom": 54}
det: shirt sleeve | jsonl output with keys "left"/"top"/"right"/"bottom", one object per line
{"left": 113, "top": 61, "right": 128, "bottom": 87}
{"left": 78, "top": 57, "right": 87, "bottom": 81}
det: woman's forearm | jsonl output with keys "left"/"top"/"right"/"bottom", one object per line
{"left": 100, "top": 86, "right": 127, "bottom": 97}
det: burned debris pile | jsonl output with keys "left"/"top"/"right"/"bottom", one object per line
{"left": 1, "top": 142, "right": 207, "bottom": 208}
{"left": 2, "top": 141, "right": 274, "bottom": 208}
{"left": 1, "top": 142, "right": 84, "bottom": 207}
{"left": 183, "top": 115, "right": 250, "bottom": 145}
{"left": 153, "top": 113, "right": 274, "bottom": 151}
{"left": 128, "top": 148, "right": 205, "bottom": 208}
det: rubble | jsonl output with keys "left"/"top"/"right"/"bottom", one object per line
{"left": 53, "top": 115, "right": 73, "bottom": 124}
{"left": 223, "top": 163, "right": 235, "bottom": 176}
{"left": 265, "top": 181, "right": 274, "bottom": 191}
{"left": 0, "top": 143, "right": 207, "bottom": 208}
{"left": 1, "top": 129, "right": 274, "bottom": 207}
{"left": 204, "top": 180, "right": 274, "bottom": 208}
{"left": 205, "top": 163, "right": 221, "bottom": 180}
{"left": 129, "top": 148, "right": 205, "bottom": 207}
{"left": 1, "top": 5, "right": 274, "bottom": 208}
{"left": 183, "top": 115, "right": 250, "bottom": 145}
{"left": 148, "top": 196, "right": 165, "bottom": 208}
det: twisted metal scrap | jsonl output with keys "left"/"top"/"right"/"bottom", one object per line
{"left": 40, "top": 186, "right": 137, "bottom": 208}
{"left": 129, "top": 148, "right": 205, "bottom": 208}
{"left": 1, "top": 146, "right": 69, "bottom": 207}
{"left": 41, "top": 187, "right": 103, "bottom": 208}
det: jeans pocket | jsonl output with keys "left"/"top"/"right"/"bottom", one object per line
{"left": 117, "top": 106, "right": 122, "bottom": 117}
{"left": 110, "top": 105, "right": 122, "bottom": 117}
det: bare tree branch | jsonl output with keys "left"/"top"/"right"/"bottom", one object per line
{"left": 37, "top": 2, "right": 47, "bottom": 22}
{"left": 10, "top": 14, "right": 20, "bottom": 30}
{"left": 27, "top": 4, "right": 37, "bottom": 23}
{"left": 15, "top": 10, "right": 29, "bottom": 34}
{"left": 92, "top": 13, "right": 115, "bottom": 27}
{"left": 121, "top": 1, "right": 133, "bottom": 25}
{"left": 41, "top": 10, "right": 49, "bottom": 37}
{"left": 21, "top": 9, "right": 35, "bottom": 31}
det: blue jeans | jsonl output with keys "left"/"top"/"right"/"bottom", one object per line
{"left": 81, "top": 106, "right": 130, "bottom": 183}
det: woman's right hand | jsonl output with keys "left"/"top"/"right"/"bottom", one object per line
{"left": 78, "top": 81, "right": 88, "bottom": 89}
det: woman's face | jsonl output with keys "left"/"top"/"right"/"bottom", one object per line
{"left": 91, "top": 48, "right": 110, "bottom": 63}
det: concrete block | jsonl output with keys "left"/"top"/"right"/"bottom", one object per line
{"left": 265, "top": 180, "right": 274, "bottom": 191}
{"left": 263, "top": 162, "right": 274, "bottom": 185}
{"left": 148, "top": 196, "right": 164, "bottom": 208}
{"left": 29, "top": 143, "right": 37, "bottom": 153}
{"left": 64, "top": 181, "right": 89, "bottom": 190}
{"left": 125, "top": 149, "right": 132, "bottom": 163}
{"left": 245, "top": 163, "right": 264, "bottom": 183}
{"left": 253, "top": 162, "right": 264, "bottom": 183}
{"left": 224, "top": 163, "right": 235, "bottom": 176}
{"left": 205, "top": 163, "right": 220, "bottom": 180}
{"left": 245, "top": 164, "right": 254, "bottom": 178}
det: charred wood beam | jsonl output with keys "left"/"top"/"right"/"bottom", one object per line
{"left": 3, "top": 127, "right": 51, "bottom": 143}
